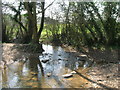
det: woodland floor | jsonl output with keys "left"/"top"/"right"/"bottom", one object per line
{"left": 0, "top": 43, "right": 119, "bottom": 89}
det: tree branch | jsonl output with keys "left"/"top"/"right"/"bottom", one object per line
{"left": 37, "top": 0, "right": 55, "bottom": 14}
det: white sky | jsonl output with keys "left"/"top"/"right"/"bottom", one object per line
{"left": 2, "top": 0, "right": 67, "bottom": 19}
{"left": 3, "top": 0, "right": 118, "bottom": 20}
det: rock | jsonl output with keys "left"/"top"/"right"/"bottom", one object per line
{"left": 41, "top": 59, "right": 49, "bottom": 63}
{"left": 44, "top": 53, "right": 48, "bottom": 55}
{"left": 106, "top": 76, "right": 110, "bottom": 78}
{"left": 80, "top": 54, "right": 87, "bottom": 57}
{"left": 97, "top": 80, "right": 104, "bottom": 81}
{"left": 77, "top": 55, "right": 87, "bottom": 60}
{"left": 80, "top": 59, "right": 86, "bottom": 61}
{"left": 76, "top": 57, "right": 80, "bottom": 60}
{"left": 109, "top": 62, "right": 115, "bottom": 63}
{"left": 62, "top": 73, "right": 73, "bottom": 78}
{"left": 64, "top": 58, "right": 68, "bottom": 61}
{"left": 58, "top": 58, "right": 62, "bottom": 60}
{"left": 58, "top": 54, "right": 61, "bottom": 56}
{"left": 49, "top": 55, "right": 51, "bottom": 57}
{"left": 70, "top": 71, "right": 77, "bottom": 74}
{"left": 83, "top": 60, "right": 94, "bottom": 68}
{"left": 31, "top": 73, "right": 38, "bottom": 76}
{"left": 47, "top": 73, "right": 52, "bottom": 77}
{"left": 83, "top": 62, "right": 89, "bottom": 68}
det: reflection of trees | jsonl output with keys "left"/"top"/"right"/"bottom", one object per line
{"left": 28, "top": 55, "right": 44, "bottom": 76}
{"left": 17, "top": 55, "right": 44, "bottom": 88}
{"left": 2, "top": 55, "right": 44, "bottom": 88}
{"left": 2, "top": 65, "right": 8, "bottom": 88}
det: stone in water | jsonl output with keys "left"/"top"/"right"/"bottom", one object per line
{"left": 47, "top": 73, "right": 52, "bottom": 77}
{"left": 58, "top": 54, "right": 61, "bottom": 56}
{"left": 64, "top": 58, "right": 68, "bottom": 61}
{"left": 62, "top": 74, "right": 73, "bottom": 78}
{"left": 71, "top": 71, "right": 77, "bottom": 74}
{"left": 58, "top": 58, "right": 62, "bottom": 60}
{"left": 80, "top": 54, "right": 87, "bottom": 57}
{"left": 41, "top": 59, "right": 49, "bottom": 63}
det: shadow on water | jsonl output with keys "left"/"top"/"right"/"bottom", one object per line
{"left": 0, "top": 44, "right": 110, "bottom": 88}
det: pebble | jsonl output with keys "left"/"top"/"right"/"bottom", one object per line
{"left": 80, "top": 54, "right": 87, "bottom": 57}
{"left": 71, "top": 71, "right": 77, "bottom": 74}
{"left": 47, "top": 73, "right": 52, "bottom": 77}
{"left": 58, "top": 58, "right": 62, "bottom": 60}
{"left": 62, "top": 73, "right": 73, "bottom": 78}
{"left": 64, "top": 58, "right": 68, "bottom": 61}
{"left": 58, "top": 54, "right": 61, "bottom": 56}
{"left": 41, "top": 59, "right": 49, "bottom": 63}
{"left": 97, "top": 80, "right": 104, "bottom": 81}
{"left": 44, "top": 53, "right": 48, "bottom": 55}
{"left": 106, "top": 76, "right": 110, "bottom": 78}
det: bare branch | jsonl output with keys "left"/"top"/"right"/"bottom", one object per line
{"left": 37, "top": 0, "right": 56, "bottom": 14}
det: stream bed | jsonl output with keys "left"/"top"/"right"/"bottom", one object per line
{"left": 0, "top": 44, "right": 94, "bottom": 88}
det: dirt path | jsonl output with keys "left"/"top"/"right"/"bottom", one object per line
{"left": 0, "top": 43, "right": 119, "bottom": 89}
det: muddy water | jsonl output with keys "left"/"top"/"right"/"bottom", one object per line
{"left": 1, "top": 44, "right": 93, "bottom": 88}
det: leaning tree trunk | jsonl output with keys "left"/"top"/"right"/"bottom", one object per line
{"left": 31, "top": 2, "right": 38, "bottom": 44}
{"left": 31, "top": 2, "right": 45, "bottom": 52}
{"left": 32, "top": 2, "right": 45, "bottom": 44}
{"left": 23, "top": 2, "right": 36, "bottom": 44}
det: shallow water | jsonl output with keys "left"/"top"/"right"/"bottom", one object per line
{"left": 0, "top": 44, "right": 93, "bottom": 88}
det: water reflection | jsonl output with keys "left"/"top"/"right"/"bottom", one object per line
{"left": 1, "top": 44, "right": 93, "bottom": 88}
{"left": 28, "top": 55, "right": 44, "bottom": 76}
{"left": 2, "top": 67, "right": 8, "bottom": 88}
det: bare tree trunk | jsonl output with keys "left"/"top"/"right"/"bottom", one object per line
{"left": 36, "top": 2, "right": 45, "bottom": 44}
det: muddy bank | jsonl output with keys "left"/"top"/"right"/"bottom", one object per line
{"left": 62, "top": 44, "right": 119, "bottom": 88}
{"left": 0, "top": 43, "right": 119, "bottom": 89}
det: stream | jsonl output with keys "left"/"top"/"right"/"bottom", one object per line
{"left": 0, "top": 44, "right": 94, "bottom": 88}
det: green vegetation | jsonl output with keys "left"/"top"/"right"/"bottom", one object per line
{"left": 2, "top": 1, "right": 120, "bottom": 52}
